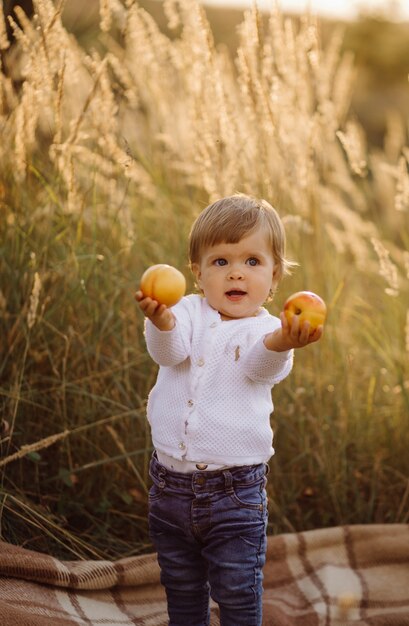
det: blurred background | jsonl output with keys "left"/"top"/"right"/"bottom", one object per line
{"left": 4, "top": 0, "right": 409, "bottom": 145}
{"left": 0, "top": 0, "right": 408, "bottom": 559}
{"left": 60, "top": 0, "right": 409, "bottom": 144}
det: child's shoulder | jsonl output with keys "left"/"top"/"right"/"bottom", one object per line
{"left": 172, "top": 293, "right": 208, "bottom": 321}
{"left": 258, "top": 306, "right": 279, "bottom": 322}
{"left": 251, "top": 306, "right": 281, "bottom": 332}
{"left": 176, "top": 293, "right": 204, "bottom": 311}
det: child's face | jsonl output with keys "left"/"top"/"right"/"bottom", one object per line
{"left": 192, "top": 227, "right": 277, "bottom": 321}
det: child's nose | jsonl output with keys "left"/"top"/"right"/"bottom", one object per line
{"left": 228, "top": 265, "right": 244, "bottom": 279}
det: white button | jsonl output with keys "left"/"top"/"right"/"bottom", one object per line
{"left": 197, "top": 358, "right": 205, "bottom": 367}
{"left": 178, "top": 442, "right": 186, "bottom": 450}
{"left": 187, "top": 399, "right": 194, "bottom": 407}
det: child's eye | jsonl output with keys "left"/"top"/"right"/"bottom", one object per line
{"left": 247, "top": 257, "right": 259, "bottom": 266}
{"left": 214, "top": 258, "right": 228, "bottom": 266}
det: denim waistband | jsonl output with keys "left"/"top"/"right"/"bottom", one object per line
{"left": 150, "top": 452, "right": 268, "bottom": 493}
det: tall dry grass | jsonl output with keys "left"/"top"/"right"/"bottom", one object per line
{"left": 0, "top": 0, "right": 408, "bottom": 558}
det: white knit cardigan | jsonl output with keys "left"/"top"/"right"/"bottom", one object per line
{"left": 145, "top": 294, "right": 293, "bottom": 466}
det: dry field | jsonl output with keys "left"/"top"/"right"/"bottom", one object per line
{"left": 0, "top": 0, "right": 408, "bottom": 558}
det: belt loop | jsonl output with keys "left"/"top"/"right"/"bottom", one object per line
{"left": 158, "top": 467, "right": 167, "bottom": 481}
{"left": 223, "top": 470, "right": 234, "bottom": 493}
{"left": 156, "top": 461, "right": 167, "bottom": 488}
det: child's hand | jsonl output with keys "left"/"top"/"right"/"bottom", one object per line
{"left": 279, "top": 310, "right": 323, "bottom": 347}
{"left": 135, "top": 290, "right": 175, "bottom": 331}
{"left": 264, "top": 311, "right": 323, "bottom": 352}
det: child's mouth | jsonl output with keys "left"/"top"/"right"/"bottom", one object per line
{"left": 225, "top": 290, "right": 247, "bottom": 300}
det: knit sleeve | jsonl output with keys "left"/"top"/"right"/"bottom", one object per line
{"left": 144, "top": 299, "right": 192, "bottom": 366}
{"left": 242, "top": 337, "right": 294, "bottom": 385}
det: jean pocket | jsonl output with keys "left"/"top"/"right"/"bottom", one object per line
{"left": 149, "top": 482, "right": 165, "bottom": 502}
{"left": 230, "top": 481, "right": 266, "bottom": 511}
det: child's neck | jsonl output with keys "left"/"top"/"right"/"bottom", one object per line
{"left": 219, "top": 308, "right": 262, "bottom": 321}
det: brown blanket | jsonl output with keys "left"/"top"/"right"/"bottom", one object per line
{"left": 0, "top": 524, "right": 408, "bottom": 625}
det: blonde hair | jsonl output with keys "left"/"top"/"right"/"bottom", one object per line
{"left": 189, "top": 194, "right": 293, "bottom": 284}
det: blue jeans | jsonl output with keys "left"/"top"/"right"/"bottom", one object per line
{"left": 148, "top": 453, "right": 268, "bottom": 626}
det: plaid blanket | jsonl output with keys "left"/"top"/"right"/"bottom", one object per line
{"left": 0, "top": 524, "right": 408, "bottom": 625}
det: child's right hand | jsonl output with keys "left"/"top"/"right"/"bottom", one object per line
{"left": 135, "top": 291, "right": 175, "bottom": 331}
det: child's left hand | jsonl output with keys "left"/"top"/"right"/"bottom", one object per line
{"left": 264, "top": 311, "right": 324, "bottom": 352}
{"left": 280, "top": 310, "right": 323, "bottom": 347}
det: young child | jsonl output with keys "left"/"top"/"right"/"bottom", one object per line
{"left": 135, "top": 194, "right": 323, "bottom": 626}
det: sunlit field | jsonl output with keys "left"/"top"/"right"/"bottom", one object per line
{"left": 0, "top": 0, "right": 408, "bottom": 559}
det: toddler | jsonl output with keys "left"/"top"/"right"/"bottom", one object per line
{"left": 135, "top": 194, "right": 323, "bottom": 626}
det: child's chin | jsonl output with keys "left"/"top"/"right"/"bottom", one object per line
{"left": 220, "top": 306, "right": 258, "bottom": 321}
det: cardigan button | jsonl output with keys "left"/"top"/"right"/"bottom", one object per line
{"left": 197, "top": 358, "right": 205, "bottom": 367}
{"left": 187, "top": 399, "right": 194, "bottom": 407}
{"left": 178, "top": 442, "right": 186, "bottom": 450}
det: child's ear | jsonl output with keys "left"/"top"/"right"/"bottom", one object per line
{"left": 269, "top": 266, "right": 281, "bottom": 297}
{"left": 272, "top": 265, "right": 281, "bottom": 285}
{"left": 191, "top": 263, "right": 202, "bottom": 288}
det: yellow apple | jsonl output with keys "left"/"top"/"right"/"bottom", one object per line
{"left": 140, "top": 264, "right": 186, "bottom": 307}
{"left": 283, "top": 290, "right": 326, "bottom": 332}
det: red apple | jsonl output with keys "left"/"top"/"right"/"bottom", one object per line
{"left": 140, "top": 264, "right": 186, "bottom": 307}
{"left": 283, "top": 290, "right": 326, "bottom": 333}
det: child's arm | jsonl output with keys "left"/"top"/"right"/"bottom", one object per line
{"left": 242, "top": 313, "right": 322, "bottom": 385}
{"left": 135, "top": 290, "right": 190, "bottom": 366}
{"left": 264, "top": 312, "right": 323, "bottom": 352}
{"left": 135, "top": 290, "right": 175, "bottom": 331}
